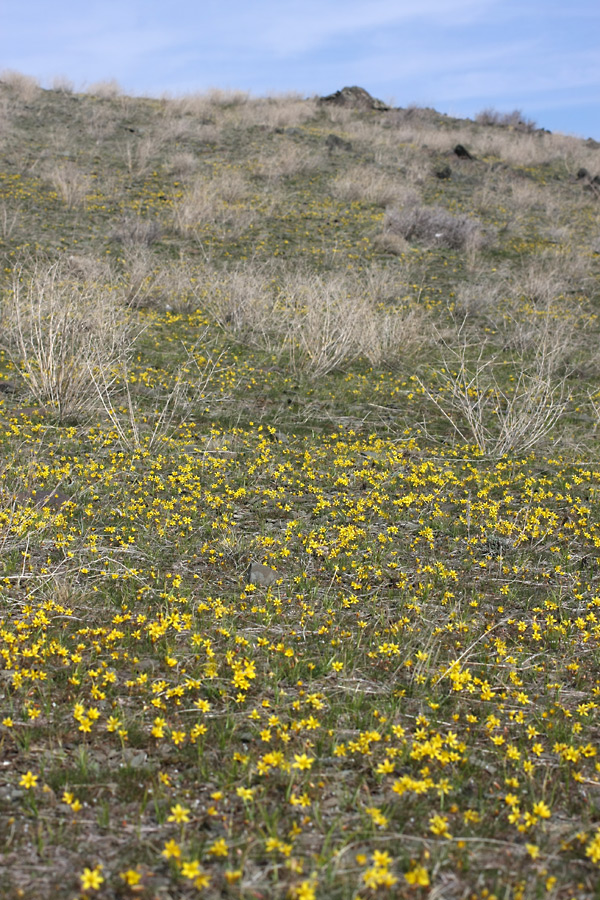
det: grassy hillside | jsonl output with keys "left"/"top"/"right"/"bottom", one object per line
{"left": 1, "top": 73, "right": 600, "bottom": 899}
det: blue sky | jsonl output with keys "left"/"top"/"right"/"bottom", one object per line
{"left": 2, "top": 0, "right": 599, "bottom": 138}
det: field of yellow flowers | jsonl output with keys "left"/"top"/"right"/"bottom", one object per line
{"left": 0, "top": 77, "right": 600, "bottom": 899}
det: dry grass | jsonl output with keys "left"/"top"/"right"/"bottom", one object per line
{"left": 172, "top": 171, "right": 257, "bottom": 238}
{"left": 330, "top": 165, "right": 414, "bottom": 207}
{"left": 252, "top": 141, "right": 326, "bottom": 182}
{"left": 194, "top": 263, "right": 432, "bottom": 376}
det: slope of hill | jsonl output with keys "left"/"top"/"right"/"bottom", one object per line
{"left": 1, "top": 77, "right": 600, "bottom": 899}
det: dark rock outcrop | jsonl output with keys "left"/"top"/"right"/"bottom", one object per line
{"left": 319, "top": 86, "right": 388, "bottom": 111}
{"left": 454, "top": 144, "right": 474, "bottom": 160}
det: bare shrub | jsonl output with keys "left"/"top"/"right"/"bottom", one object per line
{"left": 51, "top": 75, "right": 75, "bottom": 94}
{"left": 91, "top": 339, "right": 225, "bottom": 452}
{"left": 419, "top": 336, "right": 569, "bottom": 456}
{"left": 45, "top": 162, "right": 92, "bottom": 209}
{"left": 280, "top": 273, "right": 366, "bottom": 377}
{"left": 1, "top": 202, "right": 19, "bottom": 240}
{"left": 0, "top": 70, "right": 40, "bottom": 102}
{"left": 384, "top": 202, "right": 490, "bottom": 251}
{"left": 167, "top": 151, "right": 198, "bottom": 178}
{"left": 475, "top": 108, "right": 537, "bottom": 132}
{"left": 123, "top": 254, "right": 204, "bottom": 313}
{"left": 86, "top": 79, "right": 122, "bottom": 99}
{"left": 1, "top": 261, "right": 135, "bottom": 421}
{"left": 194, "top": 264, "right": 280, "bottom": 348}
{"left": 122, "top": 135, "right": 166, "bottom": 176}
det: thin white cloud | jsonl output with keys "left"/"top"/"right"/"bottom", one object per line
{"left": 224, "top": 0, "right": 496, "bottom": 56}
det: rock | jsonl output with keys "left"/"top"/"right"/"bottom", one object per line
{"left": 577, "top": 168, "right": 589, "bottom": 179}
{"left": 319, "top": 86, "right": 389, "bottom": 111}
{"left": 10, "top": 489, "right": 72, "bottom": 510}
{"left": 325, "top": 133, "right": 352, "bottom": 152}
{"left": 246, "top": 562, "right": 279, "bottom": 587}
{"left": 435, "top": 164, "right": 452, "bottom": 180}
{"left": 454, "top": 144, "right": 474, "bottom": 160}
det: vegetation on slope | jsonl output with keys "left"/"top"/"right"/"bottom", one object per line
{"left": 0, "top": 73, "right": 600, "bottom": 899}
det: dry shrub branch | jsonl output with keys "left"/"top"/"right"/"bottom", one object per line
{"left": 419, "top": 335, "right": 570, "bottom": 456}
{"left": 1, "top": 261, "right": 135, "bottom": 421}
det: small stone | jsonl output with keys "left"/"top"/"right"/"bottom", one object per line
{"left": 246, "top": 562, "right": 278, "bottom": 587}
{"left": 454, "top": 144, "right": 474, "bottom": 160}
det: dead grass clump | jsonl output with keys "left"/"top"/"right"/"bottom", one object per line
{"left": 450, "top": 279, "right": 505, "bottom": 325}
{"left": 372, "top": 232, "right": 410, "bottom": 255}
{"left": 172, "top": 172, "right": 256, "bottom": 238}
{"left": 384, "top": 202, "right": 489, "bottom": 251}
{"left": 125, "top": 255, "right": 205, "bottom": 313}
{"left": 253, "top": 142, "right": 325, "bottom": 182}
{"left": 122, "top": 135, "right": 167, "bottom": 176}
{"left": 1, "top": 261, "right": 135, "bottom": 421}
{"left": 280, "top": 273, "right": 366, "bottom": 377}
{"left": 330, "top": 166, "right": 410, "bottom": 207}
{"left": 86, "top": 79, "right": 122, "bottom": 99}
{"left": 0, "top": 69, "right": 40, "bottom": 102}
{"left": 195, "top": 265, "right": 279, "bottom": 348}
{"left": 360, "top": 306, "right": 431, "bottom": 369}
{"left": 167, "top": 89, "right": 249, "bottom": 120}
{"left": 45, "top": 162, "right": 92, "bottom": 209}
{"left": 194, "top": 262, "right": 431, "bottom": 376}
{"left": 167, "top": 151, "right": 198, "bottom": 178}
{"left": 232, "top": 94, "right": 317, "bottom": 130}
{"left": 51, "top": 75, "right": 75, "bottom": 94}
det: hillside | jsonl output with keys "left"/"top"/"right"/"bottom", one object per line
{"left": 1, "top": 75, "right": 600, "bottom": 899}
